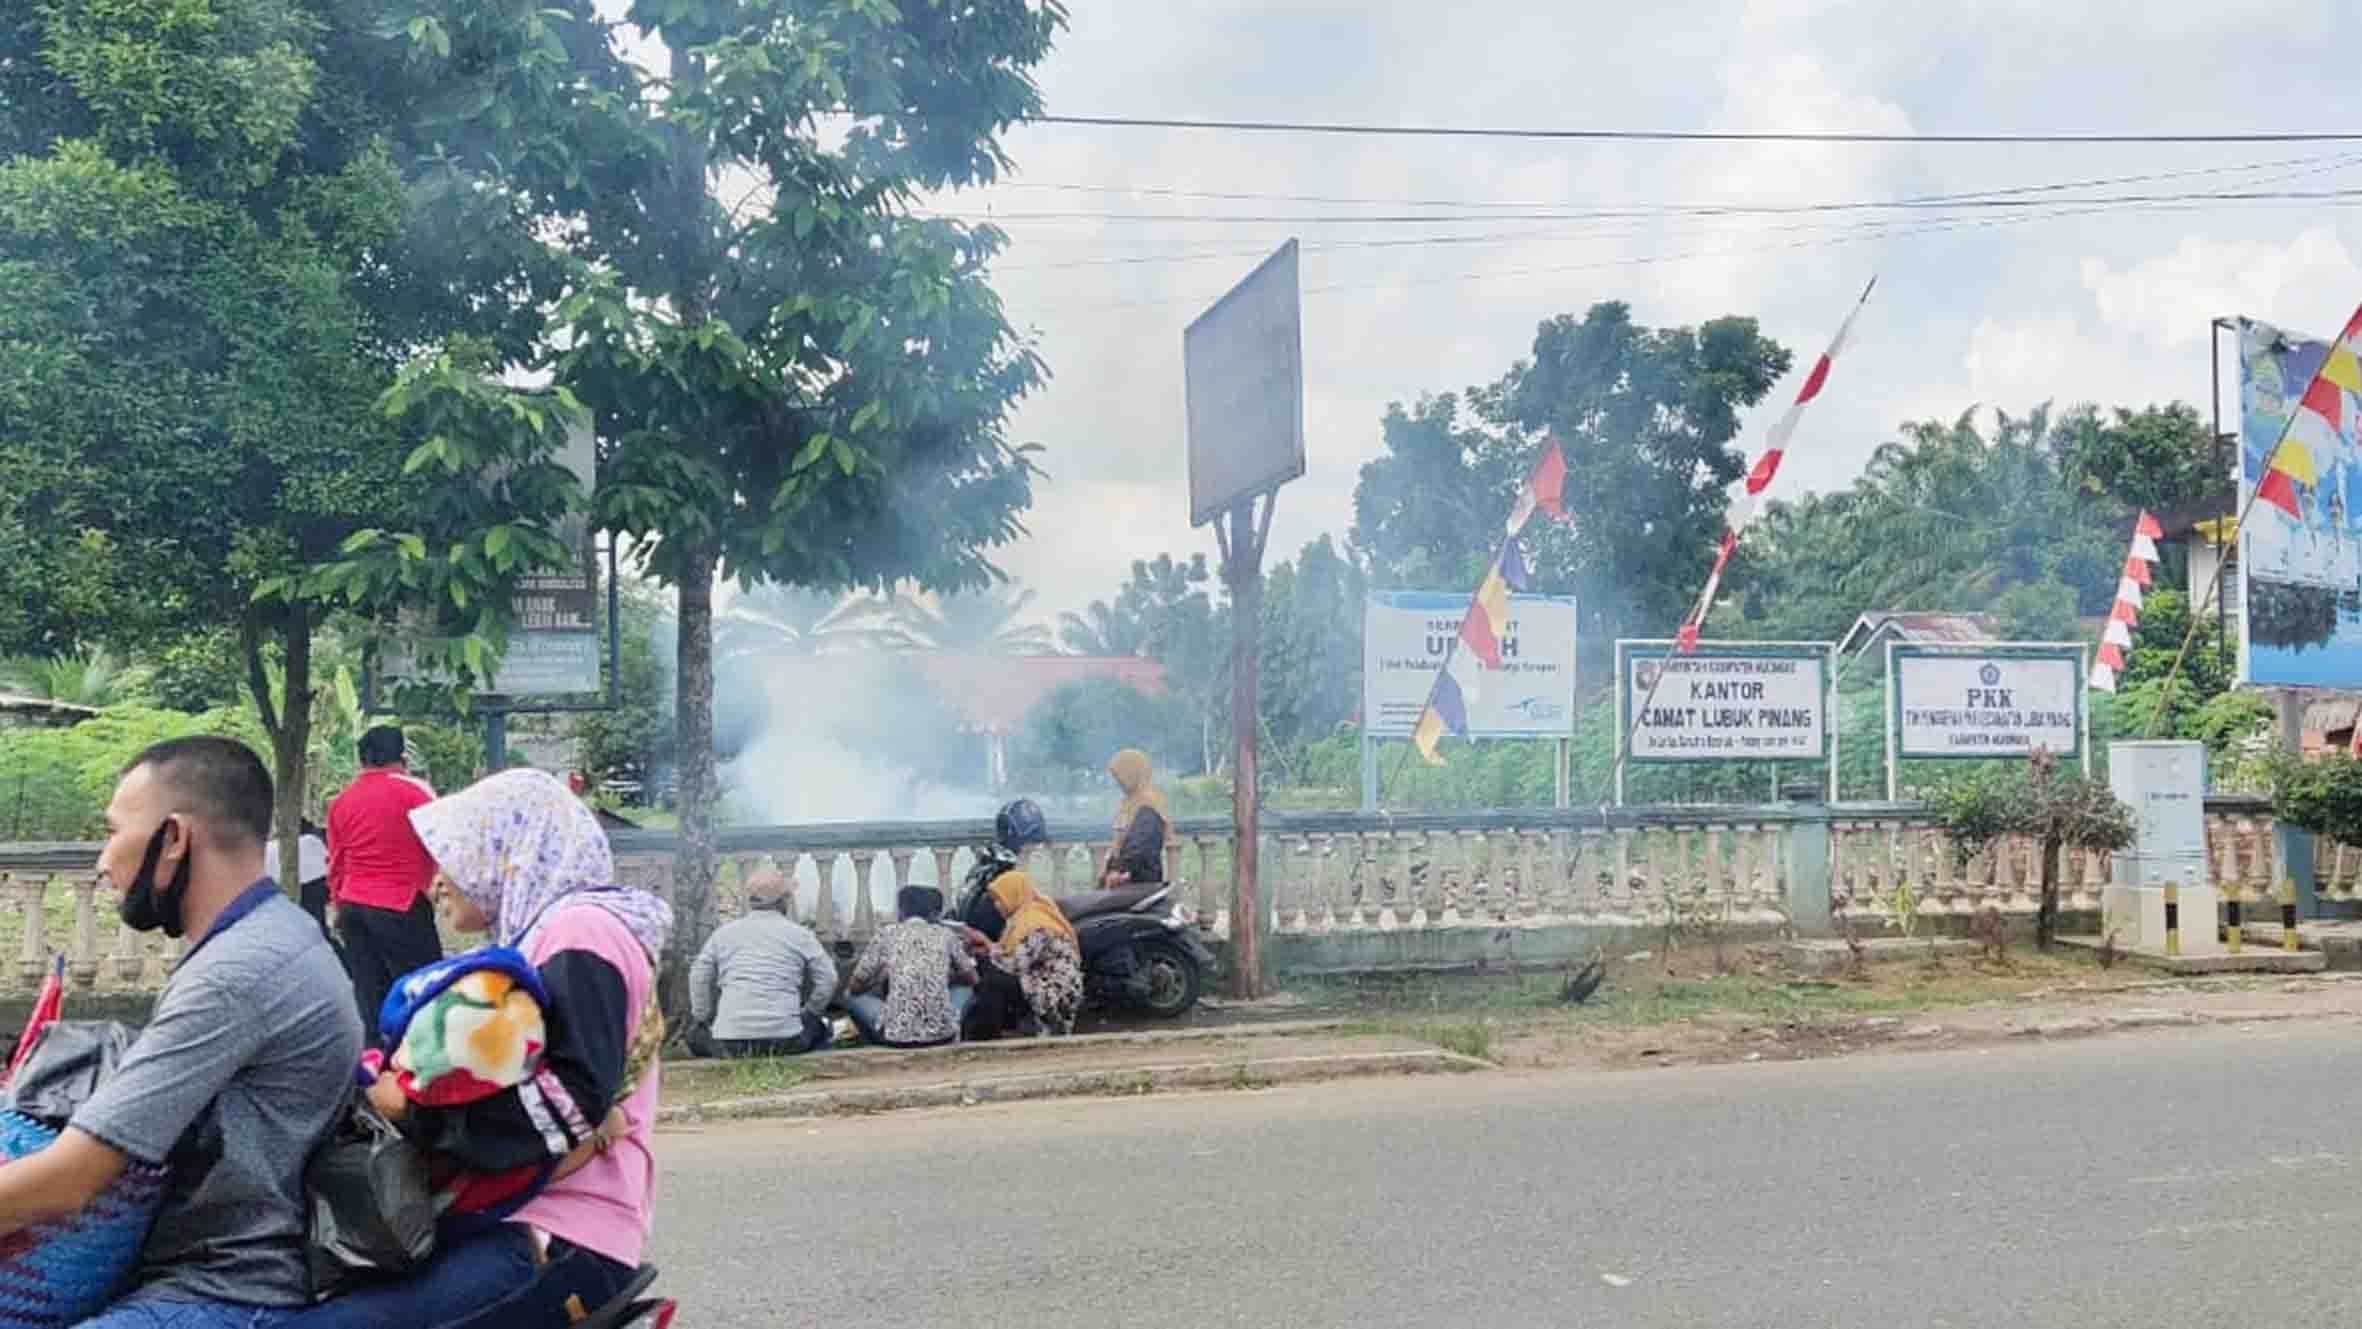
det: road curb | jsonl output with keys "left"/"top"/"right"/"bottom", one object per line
{"left": 665, "top": 1018, "right": 1354, "bottom": 1079}
{"left": 659, "top": 1048, "right": 1488, "bottom": 1123}
{"left": 1996, "top": 1004, "right": 2359, "bottom": 1039}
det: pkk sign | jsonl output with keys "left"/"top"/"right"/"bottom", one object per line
{"left": 1626, "top": 651, "right": 1826, "bottom": 761}
{"left": 1894, "top": 652, "right": 2081, "bottom": 758}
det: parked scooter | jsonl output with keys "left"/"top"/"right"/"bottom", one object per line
{"left": 1054, "top": 882, "right": 1215, "bottom": 1019}
{"left": 955, "top": 871, "right": 1215, "bottom": 1020}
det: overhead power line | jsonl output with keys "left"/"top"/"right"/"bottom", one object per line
{"left": 1031, "top": 113, "right": 2362, "bottom": 146}
{"left": 993, "top": 150, "right": 2359, "bottom": 213}
{"left": 935, "top": 187, "right": 2362, "bottom": 228}
{"left": 1013, "top": 192, "right": 2362, "bottom": 315}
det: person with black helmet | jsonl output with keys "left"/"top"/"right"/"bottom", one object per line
{"left": 955, "top": 799, "right": 1084, "bottom": 1039}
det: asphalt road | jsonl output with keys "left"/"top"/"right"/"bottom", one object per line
{"left": 650, "top": 1022, "right": 2361, "bottom": 1328}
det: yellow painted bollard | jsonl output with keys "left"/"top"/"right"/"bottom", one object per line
{"left": 2225, "top": 885, "right": 2243, "bottom": 954}
{"left": 2280, "top": 879, "right": 2300, "bottom": 953}
{"left": 2164, "top": 882, "right": 2181, "bottom": 958}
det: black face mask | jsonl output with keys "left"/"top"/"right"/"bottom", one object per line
{"left": 119, "top": 820, "right": 193, "bottom": 938}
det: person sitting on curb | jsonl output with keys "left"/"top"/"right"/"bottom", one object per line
{"left": 687, "top": 867, "right": 838, "bottom": 1058}
{"left": 845, "top": 887, "right": 976, "bottom": 1048}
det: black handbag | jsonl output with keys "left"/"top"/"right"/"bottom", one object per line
{"left": 303, "top": 1096, "right": 437, "bottom": 1299}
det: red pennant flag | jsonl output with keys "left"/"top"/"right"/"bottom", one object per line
{"left": 1529, "top": 443, "right": 1567, "bottom": 521}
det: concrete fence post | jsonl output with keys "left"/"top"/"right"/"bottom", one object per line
{"left": 1782, "top": 783, "right": 1834, "bottom": 936}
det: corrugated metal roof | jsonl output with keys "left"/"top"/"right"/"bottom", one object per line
{"left": 1838, "top": 611, "right": 2000, "bottom": 657}
{"left": 2304, "top": 695, "right": 2362, "bottom": 732}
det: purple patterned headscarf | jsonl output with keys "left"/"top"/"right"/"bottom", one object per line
{"left": 409, "top": 769, "right": 673, "bottom": 957}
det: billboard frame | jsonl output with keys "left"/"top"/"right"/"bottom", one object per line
{"left": 1884, "top": 640, "right": 2090, "bottom": 800}
{"left": 1183, "top": 238, "right": 1305, "bottom": 529}
{"left": 1613, "top": 639, "right": 1838, "bottom": 805}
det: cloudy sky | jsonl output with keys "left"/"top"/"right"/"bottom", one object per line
{"left": 897, "top": 0, "right": 2362, "bottom": 625}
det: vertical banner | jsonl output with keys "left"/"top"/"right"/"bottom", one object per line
{"left": 2237, "top": 315, "right": 2362, "bottom": 687}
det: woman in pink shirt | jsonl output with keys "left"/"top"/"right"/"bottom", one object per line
{"left": 291, "top": 769, "right": 671, "bottom": 1328}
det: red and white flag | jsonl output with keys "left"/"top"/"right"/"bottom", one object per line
{"left": 6, "top": 956, "right": 62, "bottom": 1085}
{"left": 2090, "top": 510, "right": 2162, "bottom": 692}
{"left": 1676, "top": 278, "right": 1877, "bottom": 651}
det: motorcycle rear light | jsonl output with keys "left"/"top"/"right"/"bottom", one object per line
{"left": 651, "top": 1300, "right": 678, "bottom": 1329}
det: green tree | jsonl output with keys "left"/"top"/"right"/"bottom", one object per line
{"left": 714, "top": 586, "right": 911, "bottom": 661}
{"left": 571, "top": 581, "right": 676, "bottom": 793}
{"left": 0, "top": 648, "right": 153, "bottom": 709}
{"left": 1104, "top": 554, "right": 1225, "bottom": 775}
{"left": 1258, "top": 535, "right": 1366, "bottom": 746}
{"left": 1059, "top": 599, "right": 1147, "bottom": 657}
{"left": 1734, "top": 404, "right": 2133, "bottom": 637}
{"left": 373, "top": 0, "right": 1066, "bottom": 1011}
{"left": 0, "top": 1, "right": 577, "bottom": 890}
{"left": 1353, "top": 305, "right": 1792, "bottom": 660}
{"left": 887, "top": 586, "right": 1054, "bottom": 654}
{"left": 2056, "top": 402, "right": 2224, "bottom": 518}
{"left": 1929, "top": 748, "right": 2133, "bottom": 950}
{"left": 1009, "top": 677, "right": 1196, "bottom": 797}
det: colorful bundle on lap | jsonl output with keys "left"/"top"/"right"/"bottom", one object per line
{"left": 370, "top": 948, "right": 558, "bottom": 1223}
{"left": 0, "top": 961, "right": 168, "bottom": 1329}
{"left": 0, "top": 1113, "right": 168, "bottom": 1328}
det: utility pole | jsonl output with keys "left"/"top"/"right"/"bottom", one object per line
{"left": 1219, "top": 493, "right": 1276, "bottom": 999}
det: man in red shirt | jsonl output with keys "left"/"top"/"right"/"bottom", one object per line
{"left": 327, "top": 725, "right": 441, "bottom": 1045}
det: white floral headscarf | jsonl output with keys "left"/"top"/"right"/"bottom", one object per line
{"left": 410, "top": 769, "right": 673, "bottom": 957}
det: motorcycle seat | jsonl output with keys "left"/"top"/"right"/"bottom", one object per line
{"left": 1056, "top": 884, "right": 1168, "bottom": 923}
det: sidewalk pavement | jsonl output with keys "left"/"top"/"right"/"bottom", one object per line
{"left": 658, "top": 1021, "right": 1482, "bottom": 1124}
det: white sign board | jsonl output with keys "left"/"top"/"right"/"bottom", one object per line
{"left": 1184, "top": 240, "right": 1305, "bottom": 527}
{"left": 1623, "top": 647, "right": 1829, "bottom": 761}
{"left": 1361, "top": 592, "right": 1578, "bottom": 738}
{"left": 1892, "top": 648, "right": 2083, "bottom": 758}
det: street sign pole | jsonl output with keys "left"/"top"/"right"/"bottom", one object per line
{"left": 1183, "top": 238, "right": 1303, "bottom": 1003}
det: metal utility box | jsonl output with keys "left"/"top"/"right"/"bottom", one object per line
{"left": 2107, "top": 740, "right": 2209, "bottom": 888}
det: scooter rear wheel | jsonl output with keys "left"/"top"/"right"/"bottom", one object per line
{"left": 1135, "top": 939, "right": 1201, "bottom": 1018}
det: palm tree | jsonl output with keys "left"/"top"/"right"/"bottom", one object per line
{"left": 713, "top": 585, "right": 914, "bottom": 660}
{"left": 0, "top": 646, "right": 150, "bottom": 706}
{"left": 889, "top": 585, "right": 1054, "bottom": 654}
{"left": 1058, "top": 599, "right": 1145, "bottom": 656}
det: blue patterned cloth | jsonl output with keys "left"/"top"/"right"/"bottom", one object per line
{"left": 0, "top": 1111, "right": 168, "bottom": 1328}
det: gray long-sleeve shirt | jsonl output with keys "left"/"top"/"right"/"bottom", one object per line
{"left": 689, "top": 909, "right": 839, "bottom": 1040}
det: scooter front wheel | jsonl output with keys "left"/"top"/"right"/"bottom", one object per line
{"left": 1134, "top": 939, "right": 1202, "bottom": 1019}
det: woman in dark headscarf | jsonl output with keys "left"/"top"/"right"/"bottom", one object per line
{"left": 845, "top": 885, "right": 976, "bottom": 1047}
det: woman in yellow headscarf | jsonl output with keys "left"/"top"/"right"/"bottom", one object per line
{"left": 974, "top": 864, "right": 1083, "bottom": 1037}
{"left": 959, "top": 800, "right": 1085, "bottom": 1037}
{"left": 1102, "top": 748, "right": 1170, "bottom": 888}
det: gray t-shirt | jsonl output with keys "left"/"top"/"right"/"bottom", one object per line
{"left": 72, "top": 887, "right": 362, "bottom": 1306}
